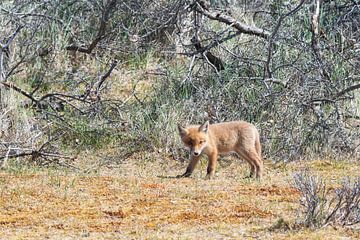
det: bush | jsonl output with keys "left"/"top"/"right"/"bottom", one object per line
{"left": 293, "top": 172, "right": 360, "bottom": 228}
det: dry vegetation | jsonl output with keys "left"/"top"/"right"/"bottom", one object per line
{"left": 1, "top": 1, "right": 360, "bottom": 239}
{"left": 1, "top": 156, "right": 359, "bottom": 239}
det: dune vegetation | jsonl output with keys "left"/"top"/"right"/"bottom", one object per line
{"left": 0, "top": 0, "right": 359, "bottom": 239}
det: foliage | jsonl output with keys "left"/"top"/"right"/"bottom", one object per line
{"left": 0, "top": 0, "right": 359, "bottom": 165}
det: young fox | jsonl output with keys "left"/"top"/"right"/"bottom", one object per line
{"left": 178, "top": 121, "right": 263, "bottom": 179}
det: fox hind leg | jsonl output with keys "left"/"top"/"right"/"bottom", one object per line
{"left": 255, "top": 134, "right": 262, "bottom": 160}
{"left": 236, "top": 150, "right": 256, "bottom": 178}
{"left": 244, "top": 150, "right": 263, "bottom": 179}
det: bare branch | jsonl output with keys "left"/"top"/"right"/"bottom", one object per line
{"left": 181, "top": 31, "right": 241, "bottom": 56}
{"left": 264, "top": 0, "right": 306, "bottom": 78}
{"left": 0, "top": 26, "right": 23, "bottom": 82}
{"left": 66, "top": 0, "right": 117, "bottom": 53}
{"left": 335, "top": 83, "right": 360, "bottom": 98}
{"left": 0, "top": 149, "right": 77, "bottom": 169}
{"left": 310, "top": 0, "right": 331, "bottom": 81}
{"left": 1, "top": 81, "right": 38, "bottom": 103}
{"left": 194, "top": 0, "right": 270, "bottom": 39}
{"left": 96, "top": 60, "right": 118, "bottom": 97}
{"left": 0, "top": 25, "right": 23, "bottom": 50}
{"left": 0, "top": 7, "right": 64, "bottom": 24}
{"left": 192, "top": 37, "right": 224, "bottom": 72}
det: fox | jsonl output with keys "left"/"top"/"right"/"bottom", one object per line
{"left": 177, "top": 121, "right": 263, "bottom": 179}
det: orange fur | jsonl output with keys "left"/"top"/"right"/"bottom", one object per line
{"left": 178, "top": 121, "right": 263, "bottom": 179}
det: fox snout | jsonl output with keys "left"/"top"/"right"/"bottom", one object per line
{"left": 192, "top": 150, "right": 201, "bottom": 156}
{"left": 190, "top": 144, "right": 207, "bottom": 156}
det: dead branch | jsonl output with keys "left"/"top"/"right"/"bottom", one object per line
{"left": 0, "top": 149, "right": 77, "bottom": 169}
{"left": 66, "top": 0, "right": 117, "bottom": 53}
{"left": 1, "top": 81, "right": 38, "bottom": 103}
{"left": 264, "top": 0, "right": 306, "bottom": 78}
{"left": 1, "top": 81, "right": 91, "bottom": 106}
{"left": 335, "top": 83, "right": 360, "bottom": 98}
{"left": 194, "top": 0, "right": 270, "bottom": 39}
{"left": 310, "top": 0, "right": 331, "bottom": 81}
{"left": 181, "top": 31, "right": 241, "bottom": 56}
{"left": 1, "top": 81, "right": 93, "bottom": 115}
{"left": 39, "top": 92, "right": 91, "bottom": 103}
{"left": 0, "top": 26, "right": 23, "bottom": 81}
{"left": 0, "top": 26, "right": 23, "bottom": 50}
{"left": 1, "top": 134, "right": 77, "bottom": 170}
{"left": 95, "top": 60, "right": 118, "bottom": 98}
{"left": 0, "top": 7, "right": 64, "bottom": 24}
{"left": 192, "top": 36, "right": 224, "bottom": 71}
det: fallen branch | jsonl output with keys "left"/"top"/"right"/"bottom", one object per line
{"left": 1, "top": 148, "right": 77, "bottom": 170}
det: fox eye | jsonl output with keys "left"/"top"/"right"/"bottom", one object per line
{"left": 187, "top": 140, "right": 193, "bottom": 146}
{"left": 200, "top": 140, "right": 205, "bottom": 144}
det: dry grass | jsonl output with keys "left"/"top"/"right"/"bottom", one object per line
{"left": 0, "top": 156, "right": 359, "bottom": 240}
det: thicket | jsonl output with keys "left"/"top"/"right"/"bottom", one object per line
{"left": 0, "top": 0, "right": 359, "bottom": 167}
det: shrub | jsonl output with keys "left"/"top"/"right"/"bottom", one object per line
{"left": 293, "top": 172, "right": 360, "bottom": 228}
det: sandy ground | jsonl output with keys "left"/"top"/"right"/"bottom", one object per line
{"left": 0, "top": 156, "right": 359, "bottom": 239}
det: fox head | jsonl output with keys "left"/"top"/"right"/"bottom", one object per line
{"left": 178, "top": 121, "right": 209, "bottom": 157}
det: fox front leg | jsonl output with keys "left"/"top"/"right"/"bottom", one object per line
{"left": 177, "top": 155, "right": 200, "bottom": 178}
{"left": 205, "top": 151, "right": 218, "bottom": 180}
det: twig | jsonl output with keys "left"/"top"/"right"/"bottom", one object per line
{"left": 95, "top": 60, "right": 118, "bottom": 98}
{"left": 181, "top": 55, "right": 197, "bottom": 85}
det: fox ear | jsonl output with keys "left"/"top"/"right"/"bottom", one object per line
{"left": 178, "top": 124, "right": 187, "bottom": 137}
{"left": 198, "top": 121, "right": 209, "bottom": 133}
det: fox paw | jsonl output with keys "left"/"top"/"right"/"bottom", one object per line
{"left": 176, "top": 172, "right": 191, "bottom": 178}
{"left": 205, "top": 173, "right": 214, "bottom": 180}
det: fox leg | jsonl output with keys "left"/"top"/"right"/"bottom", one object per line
{"left": 236, "top": 150, "right": 256, "bottom": 178}
{"left": 247, "top": 165, "right": 256, "bottom": 178}
{"left": 205, "top": 151, "right": 218, "bottom": 180}
{"left": 253, "top": 134, "right": 263, "bottom": 178}
{"left": 178, "top": 155, "right": 200, "bottom": 178}
{"left": 255, "top": 134, "right": 262, "bottom": 160}
{"left": 242, "top": 150, "right": 263, "bottom": 179}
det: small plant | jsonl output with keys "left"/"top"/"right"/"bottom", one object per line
{"left": 293, "top": 172, "right": 360, "bottom": 228}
